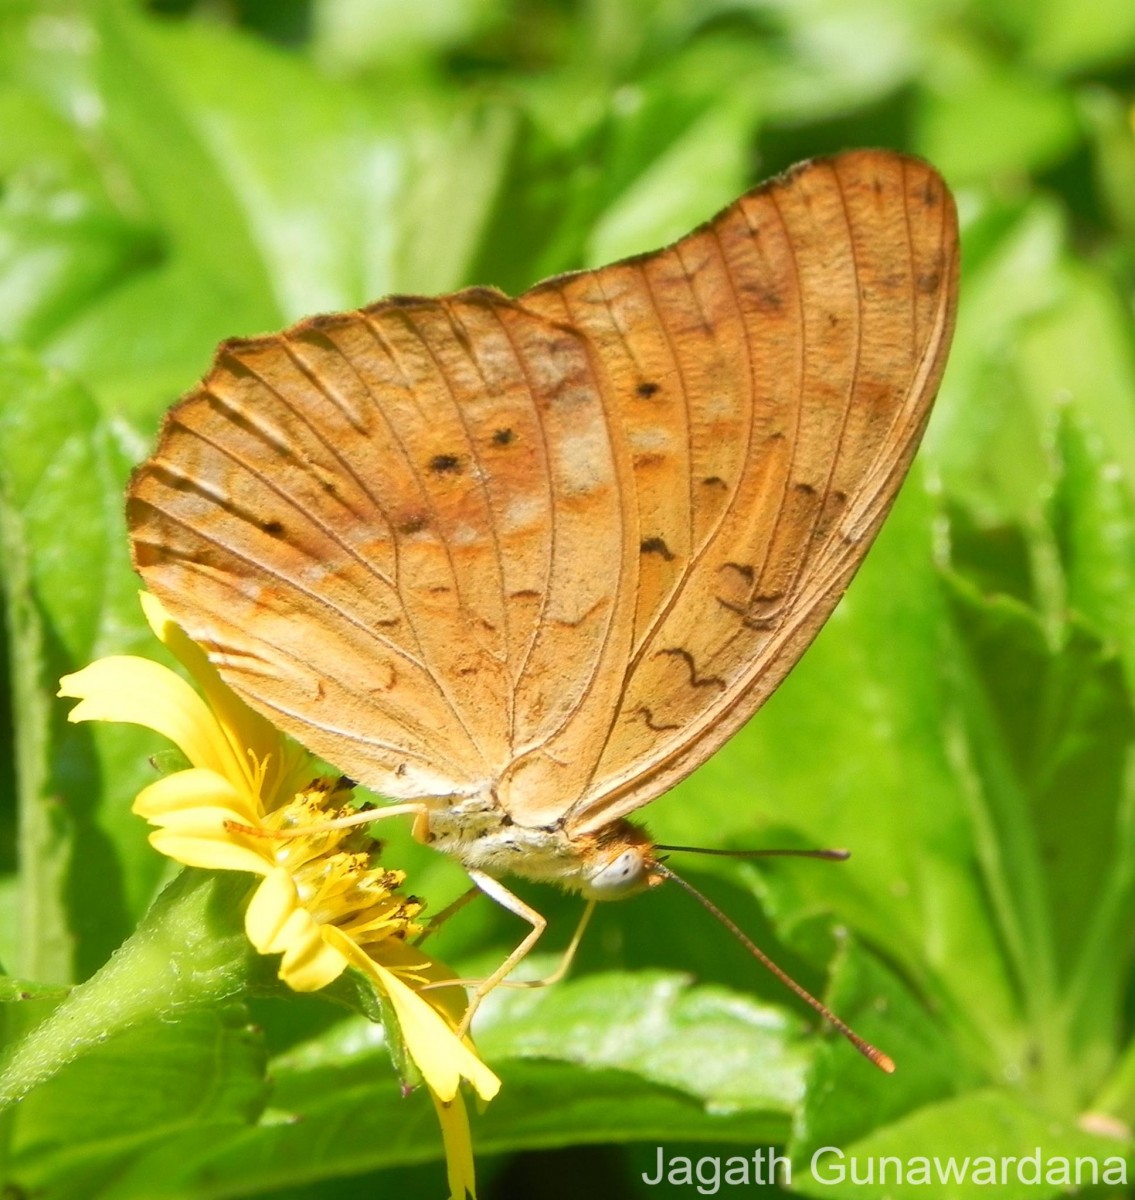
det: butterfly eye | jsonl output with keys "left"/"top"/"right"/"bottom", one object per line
{"left": 582, "top": 848, "right": 649, "bottom": 899}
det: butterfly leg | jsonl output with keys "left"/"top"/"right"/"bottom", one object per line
{"left": 511, "top": 897, "right": 595, "bottom": 988}
{"left": 414, "top": 885, "right": 480, "bottom": 947}
{"left": 454, "top": 869, "right": 547, "bottom": 1037}
{"left": 421, "top": 893, "right": 596, "bottom": 982}
{"left": 421, "top": 892, "right": 597, "bottom": 1033}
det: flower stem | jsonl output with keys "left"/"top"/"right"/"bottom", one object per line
{"left": 0, "top": 870, "right": 256, "bottom": 1108}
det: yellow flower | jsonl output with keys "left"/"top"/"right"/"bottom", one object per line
{"left": 59, "top": 592, "right": 499, "bottom": 1199}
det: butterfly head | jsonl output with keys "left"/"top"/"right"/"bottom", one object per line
{"left": 576, "top": 822, "right": 664, "bottom": 901}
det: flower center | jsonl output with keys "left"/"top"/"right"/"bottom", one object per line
{"left": 264, "top": 778, "right": 423, "bottom": 951}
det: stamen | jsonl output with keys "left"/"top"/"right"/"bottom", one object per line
{"left": 247, "top": 749, "right": 270, "bottom": 800}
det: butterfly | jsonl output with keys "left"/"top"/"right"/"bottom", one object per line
{"left": 127, "top": 149, "right": 958, "bottom": 1050}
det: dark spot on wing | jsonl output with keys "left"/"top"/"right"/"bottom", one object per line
{"left": 261, "top": 519, "right": 284, "bottom": 536}
{"left": 551, "top": 598, "right": 607, "bottom": 629}
{"left": 742, "top": 282, "right": 782, "bottom": 312}
{"left": 657, "top": 647, "right": 725, "bottom": 690}
{"left": 718, "top": 587, "right": 786, "bottom": 631}
{"left": 636, "top": 381, "right": 660, "bottom": 398}
{"left": 398, "top": 514, "right": 428, "bottom": 534}
{"left": 492, "top": 428, "right": 515, "bottom": 446}
{"left": 429, "top": 453, "right": 461, "bottom": 474}
{"left": 636, "top": 705, "right": 681, "bottom": 733}
{"left": 640, "top": 536, "right": 675, "bottom": 561}
{"left": 749, "top": 591, "right": 785, "bottom": 625}
{"left": 721, "top": 561, "right": 754, "bottom": 583}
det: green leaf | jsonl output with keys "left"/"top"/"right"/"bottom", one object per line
{"left": 793, "top": 941, "right": 972, "bottom": 1160}
{"left": 10, "top": 1004, "right": 267, "bottom": 1200}
{"left": 1017, "top": 266, "right": 1135, "bottom": 502}
{"left": 794, "top": 1089, "right": 1129, "bottom": 1199}
{"left": 93, "top": 7, "right": 281, "bottom": 326}
{"left": 917, "top": 58, "right": 1080, "bottom": 183}
{"left": 584, "top": 95, "right": 757, "bottom": 266}
{"left": 1026, "top": 0, "right": 1135, "bottom": 71}
{"left": 1052, "top": 410, "right": 1135, "bottom": 692}
{"left": 312, "top": 0, "right": 500, "bottom": 70}
{"left": 0, "top": 349, "right": 164, "bottom": 983}
{"left": 0, "top": 83, "right": 156, "bottom": 349}
{"left": 945, "top": 570, "right": 1135, "bottom": 1103}
{"left": 475, "top": 970, "right": 806, "bottom": 1114}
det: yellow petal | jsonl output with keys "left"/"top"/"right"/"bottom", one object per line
{"left": 134, "top": 767, "right": 271, "bottom": 871}
{"left": 148, "top": 824, "right": 273, "bottom": 874}
{"left": 431, "top": 1089, "right": 477, "bottom": 1200}
{"left": 140, "top": 592, "right": 304, "bottom": 798}
{"left": 323, "top": 926, "right": 501, "bottom": 1103}
{"left": 140, "top": 783, "right": 274, "bottom": 873}
{"left": 245, "top": 870, "right": 348, "bottom": 990}
{"left": 133, "top": 767, "right": 261, "bottom": 826}
{"left": 372, "top": 936, "right": 469, "bottom": 1027}
{"left": 279, "top": 927, "right": 349, "bottom": 992}
{"left": 59, "top": 656, "right": 246, "bottom": 784}
{"left": 246, "top": 868, "right": 303, "bottom": 953}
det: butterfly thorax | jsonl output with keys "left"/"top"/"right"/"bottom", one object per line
{"left": 419, "top": 794, "right": 659, "bottom": 899}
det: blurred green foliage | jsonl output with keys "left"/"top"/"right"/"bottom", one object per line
{"left": 2, "top": 0, "right": 1135, "bottom": 1196}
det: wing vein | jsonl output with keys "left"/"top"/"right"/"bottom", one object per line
{"left": 279, "top": 325, "right": 488, "bottom": 764}
{"left": 568, "top": 216, "right": 763, "bottom": 820}
{"left": 485, "top": 303, "right": 558, "bottom": 725}
{"left": 409, "top": 304, "right": 513, "bottom": 684}
{"left": 630, "top": 258, "right": 697, "bottom": 649}
{"left": 154, "top": 422, "right": 426, "bottom": 673}
{"left": 509, "top": 282, "right": 632, "bottom": 775}
{"left": 135, "top": 509, "right": 479, "bottom": 777}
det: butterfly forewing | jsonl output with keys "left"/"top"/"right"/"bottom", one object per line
{"left": 128, "top": 149, "right": 957, "bottom": 829}
{"left": 129, "top": 290, "right": 639, "bottom": 804}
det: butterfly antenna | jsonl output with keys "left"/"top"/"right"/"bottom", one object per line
{"left": 655, "top": 844, "right": 850, "bottom": 861}
{"left": 652, "top": 861, "right": 895, "bottom": 1074}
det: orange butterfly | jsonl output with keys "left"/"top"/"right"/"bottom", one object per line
{"left": 128, "top": 149, "right": 958, "bottom": 1060}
